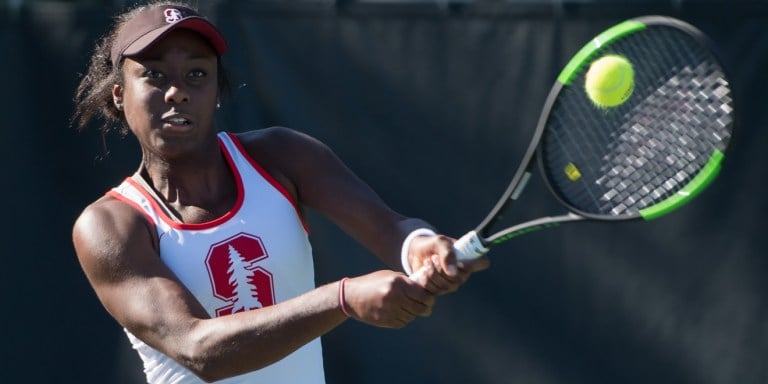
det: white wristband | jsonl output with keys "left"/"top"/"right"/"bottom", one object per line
{"left": 400, "top": 228, "right": 437, "bottom": 275}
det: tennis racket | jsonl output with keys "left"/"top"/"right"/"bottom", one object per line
{"left": 415, "top": 15, "right": 734, "bottom": 276}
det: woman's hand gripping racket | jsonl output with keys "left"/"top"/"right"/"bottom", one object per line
{"left": 412, "top": 16, "right": 734, "bottom": 279}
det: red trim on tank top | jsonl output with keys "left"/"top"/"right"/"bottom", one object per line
{"left": 118, "top": 139, "right": 246, "bottom": 231}
{"left": 107, "top": 189, "right": 159, "bottom": 226}
{"left": 224, "top": 132, "right": 310, "bottom": 233}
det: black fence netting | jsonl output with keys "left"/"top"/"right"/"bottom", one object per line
{"left": 2, "top": 1, "right": 766, "bottom": 383}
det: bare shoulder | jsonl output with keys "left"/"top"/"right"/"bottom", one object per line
{"left": 72, "top": 195, "right": 157, "bottom": 281}
{"left": 232, "top": 127, "right": 341, "bottom": 202}
{"left": 234, "top": 126, "right": 329, "bottom": 161}
{"left": 73, "top": 195, "right": 148, "bottom": 241}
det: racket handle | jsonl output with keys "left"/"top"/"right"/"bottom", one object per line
{"left": 452, "top": 231, "right": 489, "bottom": 261}
{"left": 409, "top": 231, "right": 488, "bottom": 281}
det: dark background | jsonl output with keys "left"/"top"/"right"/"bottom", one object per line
{"left": 2, "top": 0, "right": 766, "bottom": 383}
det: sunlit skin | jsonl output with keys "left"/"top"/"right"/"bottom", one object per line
{"left": 113, "top": 30, "right": 235, "bottom": 222}
{"left": 116, "top": 29, "right": 220, "bottom": 160}
{"left": 74, "top": 25, "right": 489, "bottom": 382}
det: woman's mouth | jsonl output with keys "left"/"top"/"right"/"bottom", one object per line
{"left": 162, "top": 116, "right": 193, "bottom": 131}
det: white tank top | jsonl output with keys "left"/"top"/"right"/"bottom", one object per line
{"left": 107, "top": 132, "right": 325, "bottom": 384}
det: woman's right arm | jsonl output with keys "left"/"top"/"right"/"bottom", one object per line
{"left": 72, "top": 197, "right": 433, "bottom": 382}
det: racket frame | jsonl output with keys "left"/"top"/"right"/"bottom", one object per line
{"left": 456, "top": 15, "right": 733, "bottom": 259}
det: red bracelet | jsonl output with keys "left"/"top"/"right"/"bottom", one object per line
{"left": 339, "top": 277, "right": 351, "bottom": 318}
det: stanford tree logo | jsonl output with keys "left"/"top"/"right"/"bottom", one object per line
{"left": 205, "top": 233, "right": 275, "bottom": 316}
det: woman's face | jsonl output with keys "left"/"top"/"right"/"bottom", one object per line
{"left": 114, "top": 29, "right": 220, "bottom": 158}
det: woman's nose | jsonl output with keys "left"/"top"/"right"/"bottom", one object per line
{"left": 164, "top": 83, "right": 189, "bottom": 104}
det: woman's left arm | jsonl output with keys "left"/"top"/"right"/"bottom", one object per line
{"left": 238, "top": 127, "right": 488, "bottom": 292}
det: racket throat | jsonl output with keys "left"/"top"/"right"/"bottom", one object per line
{"left": 480, "top": 170, "right": 534, "bottom": 232}
{"left": 510, "top": 171, "right": 532, "bottom": 200}
{"left": 488, "top": 212, "right": 584, "bottom": 245}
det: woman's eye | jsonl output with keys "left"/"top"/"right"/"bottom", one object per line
{"left": 189, "top": 70, "right": 206, "bottom": 78}
{"left": 143, "top": 70, "right": 164, "bottom": 79}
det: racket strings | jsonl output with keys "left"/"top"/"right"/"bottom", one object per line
{"left": 542, "top": 26, "right": 733, "bottom": 218}
{"left": 600, "top": 61, "right": 732, "bottom": 215}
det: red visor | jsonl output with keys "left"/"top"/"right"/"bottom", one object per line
{"left": 110, "top": 5, "right": 228, "bottom": 67}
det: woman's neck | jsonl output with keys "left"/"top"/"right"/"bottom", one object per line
{"left": 137, "top": 143, "right": 238, "bottom": 222}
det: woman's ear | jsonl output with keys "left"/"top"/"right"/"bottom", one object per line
{"left": 112, "top": 84, "right": 123, "bottom": 111}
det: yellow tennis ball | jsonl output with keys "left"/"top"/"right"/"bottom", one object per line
{"left": 584, "top": 55, "right": 634, "bottom": 108}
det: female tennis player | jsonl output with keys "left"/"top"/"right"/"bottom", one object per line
{"left": 70, "top": 1, "right": 488, "bottom": 383}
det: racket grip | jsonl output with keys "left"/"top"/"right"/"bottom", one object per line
{"left": 452, "top": 231, "right": 489, "bottom": 260}
{"left": 410, "top": 231, "right": 489, "bottom": 281}
{"left": 409, "top": 231, "right": 488, "bottom": 281}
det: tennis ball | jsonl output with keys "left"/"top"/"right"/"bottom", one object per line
{"left": 584, "top": 54, "right": 634, "bottom": 108}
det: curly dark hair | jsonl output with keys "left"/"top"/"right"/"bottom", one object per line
{"left": 71, "top": 0, "right": 230, "bottom": 137}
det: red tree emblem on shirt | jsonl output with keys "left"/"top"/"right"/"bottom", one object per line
{"left": 205, "top": 233, "right": 275, "bottom": 316}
